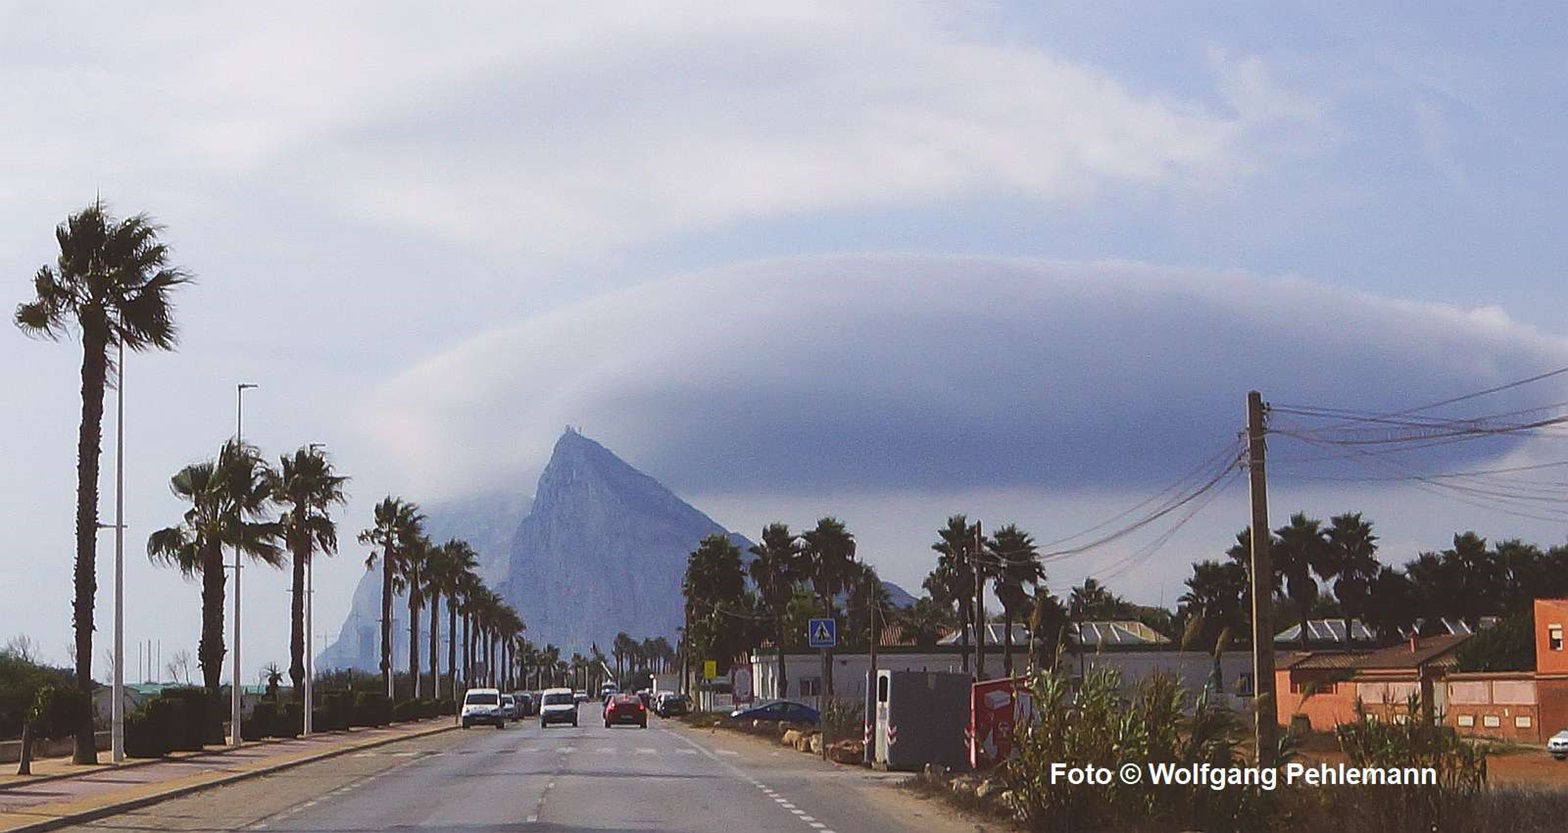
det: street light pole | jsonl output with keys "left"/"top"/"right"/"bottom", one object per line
{"left": 232, "top": 382, "right": 257, "bottom": 746}
{"left": 303, "top": 442, "right": 324, "bottom": 736}
{"left": 112, "top": 326, "right": 126, "bottom": 762}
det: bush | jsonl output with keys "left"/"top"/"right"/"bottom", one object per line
{"left": 0, "top": 654, "right": 74, "bottom": 740}
{"left": 159, "top": 686, "right": 221, "bottom": 749}
{"left": 318, "top": 691, "right": 352, "bottom": 731}
{"left": 125, "top": 697, "right": 182, "bottom": 758}
{"left": 351, "top": 692, "right": 389, "bottom": 727}
{"left": 272, "top": 702, "right": 302, "bottom": 738}
{"left": 242, "top": 701, "right": 274, "bottom": 741}
{"left": 391, "top": 699, "right": 418, "bottom": 722}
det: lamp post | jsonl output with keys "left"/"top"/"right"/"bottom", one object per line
{"left": 112, "top": 325, "right": 126, "bottom": 762}
{"left": 302, "top": 442, "right": 325, "bottom": 735}
{"left": 232, "top": 382, "right": 257, "bottom": 746}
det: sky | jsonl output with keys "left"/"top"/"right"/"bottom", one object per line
{"left": 4, "top": 2, "right": 1568, "bottom": 678}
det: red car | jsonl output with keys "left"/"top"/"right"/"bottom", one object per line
{"left": 603, "top": 692, "right": 648, "bottom": 728}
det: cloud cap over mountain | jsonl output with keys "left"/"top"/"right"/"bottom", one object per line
{"left": 364, "top": 255, "right": 1568, "bottom": 500}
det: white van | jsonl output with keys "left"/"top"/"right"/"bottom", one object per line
{"left": 461, "top": 687, "right": 506, "bottom": 729}
{"left": 539, "top": 687, "right": 578, "bottom": 728}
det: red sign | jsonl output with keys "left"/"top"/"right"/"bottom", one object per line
{"left": 969, "top": 676, "right": 1030, "bottom": 770}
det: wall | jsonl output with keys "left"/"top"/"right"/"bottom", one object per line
{"left": 1276, "top": 669, "right": 1359, "bottom": 731}
{"left": 1535, "top": 599, "right": 1568, "bottom": 676}
{"left": 1444, "top": 674, "right": 1541, "bottom": 742}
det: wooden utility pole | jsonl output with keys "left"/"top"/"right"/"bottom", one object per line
{"left": 1247, "top": 390, "right": 1278, "bottom": 767}
{"left": 974, "top": 521, "right": 987, "bottom": 681}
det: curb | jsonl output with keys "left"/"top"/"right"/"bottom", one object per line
{"left": 3, "top": 720, "right": 458, "bottom": 833}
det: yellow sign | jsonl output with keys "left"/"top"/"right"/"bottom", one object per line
{"left": 703, "top": 660, "right": 717, "bottom": 679}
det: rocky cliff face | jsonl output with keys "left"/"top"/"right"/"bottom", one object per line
{"left": 500, "top": 428, "right": 746, "bottom": 653}
{"left": 316, "top": 491, "right": 529, "bottom": 671}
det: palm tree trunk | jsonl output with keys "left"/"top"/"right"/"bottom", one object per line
{"left": 198, "top": 544, "right": 226, "bottom": 704}
{"left": 775, "top": 618, "right": 789, "bottom": 698}
{"left": 380, "top": 555, "right": 393, "bottom": 695}
{"left": 428, "top": 592, "right": 440, "bottom": 701}
{"left": 289, "top": 536, "right": 306, "bottom": 698}
{"left": 447, "top": 603, "right": 457, "bottom": 697}
{"left": 408, "top": 591, "right": 421, "bottom": 700}
{"left": 72, "top": 336, "right": 108, "bottom": 764}
{"left": 1003, "top": 611, "right": 1014, "bottom": 678}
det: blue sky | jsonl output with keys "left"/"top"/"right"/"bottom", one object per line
{"left": 3, "top": 2, "right": 1567, "bottom": 671}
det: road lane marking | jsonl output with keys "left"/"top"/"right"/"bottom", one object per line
{"left": 636, "top": 747, "right": 657, "bottom": 754}
{"left": 717, "top": 749, "right": 739, "bottom": 756}
{"left": 555, "top": 747, "right": 575, "bottom": 753}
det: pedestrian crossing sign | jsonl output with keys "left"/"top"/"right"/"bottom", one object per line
{"left": 808, "top": 618, "right": 837, "bottom": 648}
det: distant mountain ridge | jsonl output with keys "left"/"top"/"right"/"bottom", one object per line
{"left": 319, "top": 429, "right": 915, "bottom": 670}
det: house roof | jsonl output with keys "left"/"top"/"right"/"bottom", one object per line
{"left": 1278, "top": 634, "right": 1470, "bottom": 674}
{"left": 1072, "top": 621, "right": 1170, "bottom": 648}
{"left": 1274, "top": 619, "right": 1376, "bottom": 645}
{"left": 937, "top": 623, "right": 1032, "bottom": 647}
{"left": 1355, "top": 634, "right": 1469, "bottom": 670}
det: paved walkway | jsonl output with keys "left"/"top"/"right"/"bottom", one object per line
{"left": 0, "top": 719, "right": 456, "bottom": 833}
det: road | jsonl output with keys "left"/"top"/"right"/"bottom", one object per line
{"left": 53, "top": 708, "right": 987, "bottom": 833}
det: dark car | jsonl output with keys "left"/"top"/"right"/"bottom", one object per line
{"left": 654, "top": 693, "right": 691, "bottom": 717}
{"left": 604, "top": 693, "right": 648, "bottom": 728}
{"left": 730, "top": 700, "right": 819, "bottom": 724}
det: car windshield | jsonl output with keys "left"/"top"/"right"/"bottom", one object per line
{"left": 465, "top": 693, "right": 499, "bottom": 705}
{"left": 543, "top": 693, "right": 574, "bottom": 706}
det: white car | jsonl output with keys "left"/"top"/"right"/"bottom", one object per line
{"left": 461, "top": 688, "right": 506, "bottom": 729}
{"left": 1549, "top": 729, "right": 1568, "bottom": 759}
{"left": 540, "top": 687, "right": 579, "bottom": 728}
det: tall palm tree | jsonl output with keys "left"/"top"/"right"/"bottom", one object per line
{"left": 400, "top": 535, "right": 436, "bottom": 698}
{"left": 271, "top": 445, "right": 348, "bottom": 698}
{"left": 612, "top": 632, "right": 635, "bottom": 683}
{"left": 358, "top": 497, "right": 425, "bottom": 696}
{"left": 17, "top": 201, "right": 192, "bottom": 763}
{"left": 801, "top": 517, "right": 856, "bottom": 696}
{"left": 1325, "top": 513, "right": 1379, "bottom": 624}
{"left": 988, "top": 524, "right": 1043, "bottom": 678}
{"left": 427, "top": 539, "right": 478, "bottom": 699}
{"left": 681, "top": 534, "right": 749, "bottom": 676}
{"left": 925, "top": 515, "right": 977, "bottom": 670}
{"left": 148, "top": 441, "right": 282, "bottom": 709}
{"left": 749, "top": 523, "right": 804, "bottom": 698}
{"left": 1273, "top": 513, "right": 1332, "bottom": 651}
{"left": 1179, "top": 559, "right": 1248, "bottom": 695}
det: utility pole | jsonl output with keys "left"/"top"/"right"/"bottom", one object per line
{"left": 1247, "top": 390, "right": 1277, "bottom": 768}
{"left": 974, "top": 521, "right": 986, "bottom": 681}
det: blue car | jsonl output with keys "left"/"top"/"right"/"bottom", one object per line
{"left": 730, "top": 700, "right": 820, "bottom": 724}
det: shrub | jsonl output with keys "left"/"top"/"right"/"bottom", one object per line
{"left": 125, "top": 697, "right": 181, "bottom": 758}
{"left": 351, "top": 692, "right": 389, "bottom": 727}
{"left": 319, "top": 691, "right": 352, "bottom": 731}
{"left": 0, "top": 654, "right": 73, "bottom": 740}
{"left": 159, "top": 686, "right": 221, "bottom": 749}
{"left": 272, "top": 702, "right": 302, "bottom": 738}
{"left": 243, "top": 701, "right": 275, "bottom": 741}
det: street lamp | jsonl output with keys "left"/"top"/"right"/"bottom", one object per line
{"left": 302, "top": 442, "right": 325, "bottom": 736}
{"left": 231, "top": 382, "right": 257, "bottom": 746}
{"left": 111, "top": 323, "right": 127, "bottom": 763}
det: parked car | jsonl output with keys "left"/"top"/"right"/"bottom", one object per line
{"left": 654, "top": 693, "right": 691, "bottom": 717}
{"left": 604, "top": 692, "right": 648, "bottom": 728}
{"left": 540, "top": 687, "right": 579, "bottom": 728}
{"left": 573, "top": 690, "right": 589, "bottom": 704}
{"left": 461, "top": 688, "right": 506, "bottom": 729}
{"left": 1550, "top": 729, "right": 1568, "bottom": 759}
{"left": 514, "top": 691, "right": 535, "bottom": 717}
{"left": 500, "top": 693, "right": 517, "bottom": 721}
{"left": 730, "top": 700, "right": 819, "bottom": 725}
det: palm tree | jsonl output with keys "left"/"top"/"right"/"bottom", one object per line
{"left": 681, "top": 534, "right": 749, "bottom": 677}
{"left": 148, "top": 441, "right": 282, "bottom": 709}
{"left": 612, "top": 632, "right": 635, "bottom": 684}
{"left": 1273, "top": 513, "right": 1332, "bottom": 651}
{"left": 900, "top": 596, "right": 956, "bottom": 648}
{"left": 988, "top": 524, "right": 1043, "bottom": 678}
{"left": 271, "top": 445, "right": 348, "bottom": 698}
{"left": 400, "top": 535, "right": 436, "bottom": 698}
{"left": 924, "top": 515, "right": 977, "bottom": 671}
{"left": 427, "top": 539, "right": 478, "bottom": 699}
{"left": 801, "top": 517, "right": 856, "bottom": 696}
{"left": 1325, "top": 513, "right": 1379, "bottom": 623}
{"left": 358, "top": 497, "right": 425, "bottom": 696}
{"left": 16, "top": 201, "right": 192, "bottom": 763}
{"left": 1179, "top": 559, "right": 1248, "bottom": 695}
{"left": 749, "top": 523, "right": 803, "bottom": 698}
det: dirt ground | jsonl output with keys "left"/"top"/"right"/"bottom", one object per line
{"left": 1294, "top": 732, "right": 1568, "bottom": 789}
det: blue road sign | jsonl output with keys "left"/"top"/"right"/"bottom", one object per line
{"left": 808, "top": 618, "right": 837, "bottom": 649}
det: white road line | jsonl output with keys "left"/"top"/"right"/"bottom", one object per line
{"left": 809, "top": 825, "right": 827, "bottom": 830}
{"left": 717, "top": 749, "right": 739, "bottom": 756}
{"left": 800, "top": 816, "right": 816, "bottom": 823}
{"left": 596, "top": 747, "right": 615, "bottom": 753}
{"left": 555, "top": 747, "right": 575, "bottom": 753}
{"left": 636, "top": 747, "right": 657, "bottom": 755}
{"left": 677, "top": 748, "right": 698, "bottom": 754}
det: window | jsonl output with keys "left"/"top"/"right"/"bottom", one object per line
{"left": 1550, "top": 625, "right": 1563, "bottom": 652}
{"left": 1516, "top": 716, "right": 1533, "bottom": 728}
{"left": 799, "top": 677, "right": 822, "bottom": 697}
{"left": 1483, "top": 715, "right": 1502, "bottom": 728}
{"left": 1457, "top": 715, "right": 1475, "bottom": 727}
{"left": 1235, "top": 673, "right": 1255, "bottom": 697}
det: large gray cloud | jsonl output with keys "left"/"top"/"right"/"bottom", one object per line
{"left": 363, "top": 255, "right": 1568, "bottom": 499}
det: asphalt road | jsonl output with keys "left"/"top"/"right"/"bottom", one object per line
{"left": 56, "top": 708, "right": 986, "bottom": 833}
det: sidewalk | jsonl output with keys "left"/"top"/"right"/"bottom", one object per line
{"left": 0, "top": 718, "right": 456, "bottom": 833}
